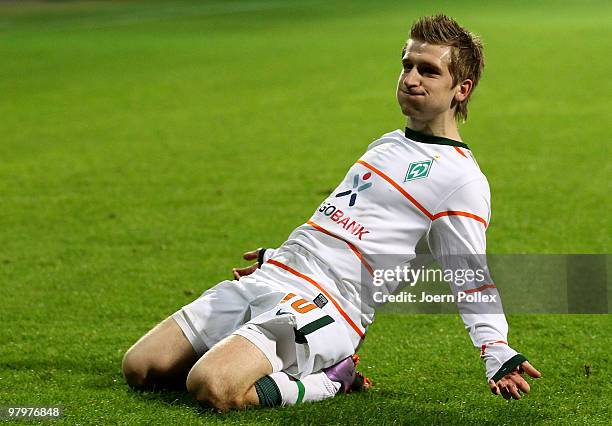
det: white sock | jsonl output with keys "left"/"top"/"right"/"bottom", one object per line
{"left": 269, "top": 371, "right": 341, "bottom": 405}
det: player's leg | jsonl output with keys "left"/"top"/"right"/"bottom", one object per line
{"left": 185, "top": 332, "right": 367, "bottom": 411}
{"left": 122, "top": 316, "right": 200, "bottom": 390}
{"left": 185, "top": 334, "right": 272, "bottom": 411}
{"left": 122, "top": 277, "right": 257, "bottom": 390}
{"left": 185, "top": 293, "right": 370, "bottom": 411}
{"left": 261, "top": 354, "right": 370, "bottom": 406}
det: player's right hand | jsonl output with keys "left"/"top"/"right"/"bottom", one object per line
{"left": 488, "top": 361, "right": 541, "bottom": 400}
{"left": 232, "top": 249, "right": 261, "bottom": 280}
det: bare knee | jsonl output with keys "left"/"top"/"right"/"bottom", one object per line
{"left": 122, "top": 347, "right": 149, "bottom": 388}
{"left": 186, "top": 367, "right": 248, "bottom": 411}
{"left": 122, "top": 346, "right": 180, "bottom": 389}
{"left": 122, "top": 318, "right": 198, "bottom": 389}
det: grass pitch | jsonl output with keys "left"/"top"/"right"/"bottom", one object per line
{"left": 1, "top": 1, "right": 610, "bottom": 424}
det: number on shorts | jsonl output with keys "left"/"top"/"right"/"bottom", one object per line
{"left": 280, "top": 292, "right": 317, "bottom": 313}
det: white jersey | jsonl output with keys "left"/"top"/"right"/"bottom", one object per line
{"left": 263, "top": 128, "right": 518, "bottom": 377}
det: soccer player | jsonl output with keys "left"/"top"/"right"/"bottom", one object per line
{"left": 122, "top": 15, "right": 541, "bottom": 410}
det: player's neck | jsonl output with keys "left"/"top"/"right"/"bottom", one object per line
{"left": 407, "top": 112, "right": 462, "bottom": 142}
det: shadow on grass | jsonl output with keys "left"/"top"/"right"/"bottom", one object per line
{"left": 123, "top": 384, "right": 556, "bottom": 425}
{"left": 1, "top": 355, "right": 558, "bottom": 424}
{"left": 126, "top": 386, "right": 199, "bottom": 409}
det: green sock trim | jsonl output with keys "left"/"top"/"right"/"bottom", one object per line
{"left": 491, "top": 354, "right": 528, "bottom": 382}
{"left": 254, "top": 376, "right": 282, "bottom": 407}
{"left": 295, "top": 380, "right": 305, "bottom": 404}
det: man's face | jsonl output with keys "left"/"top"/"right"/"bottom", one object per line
{"left": 396, "top": 39, "right": 459, "bottom": 121}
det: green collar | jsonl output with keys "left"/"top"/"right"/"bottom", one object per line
{"left": 404, "top": 127, "right": 469, "bottom": 149}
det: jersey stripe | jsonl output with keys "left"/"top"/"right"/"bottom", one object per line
{"left": 267, "top": 259, "right": 366, "bottom": 339}
{"left": 432, "top": 210, "right": 488, "bottom": 227}
{"left": 306, "top": 220, "right": 374, "bottom": 276}
{"left": 463, "top": 283, "right": 497, "bottom": 294}
{"left": 481, "top": 340, "right": 508, "bottom": 356}
{"left": 454, "top": 146, "right": 467, "bottom": 158}
{"left": 356, "top": 160, "right": 433, "bottom": 219}
{"left": 356, "top": 159, "right": 487, "bottom": 227}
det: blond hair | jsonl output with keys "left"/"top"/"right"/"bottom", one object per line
{"left": 406, "top": 15, "right": 485, "bottom": 121}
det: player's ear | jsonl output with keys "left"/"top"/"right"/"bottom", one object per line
{"left": 454, "top": 79, "right": 473, "bottom": 103}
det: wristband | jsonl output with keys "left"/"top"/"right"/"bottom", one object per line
{"left": 491, "top": 353, "right": 528, "bottom": 382}
{"left": 257, "top": 248, "right": 267, "bottom": 267}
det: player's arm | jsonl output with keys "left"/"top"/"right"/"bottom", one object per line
{"left": 232, "top": 248, "right": 278, "bottom": 279}
{"left": 426, "top": 178, "right": 541, "bottom": 399}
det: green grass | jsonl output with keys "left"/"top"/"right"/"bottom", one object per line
{"left": 0, "top": 0, "right": 610, "bottom": 424}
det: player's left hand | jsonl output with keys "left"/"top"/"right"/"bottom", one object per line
{"left": 488, "top": 361, "right": 541, "bottom": 400}
{"left": 232, "top": 249, "right": 261, "bottom": 280}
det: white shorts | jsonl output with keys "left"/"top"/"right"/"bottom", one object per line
{"left": 172, "top": 246, "right": 358, "bottom": 378}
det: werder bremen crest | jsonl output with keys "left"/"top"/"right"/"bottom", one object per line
{"left": 404, "top": 159, "right": 433, "bottom": 182}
